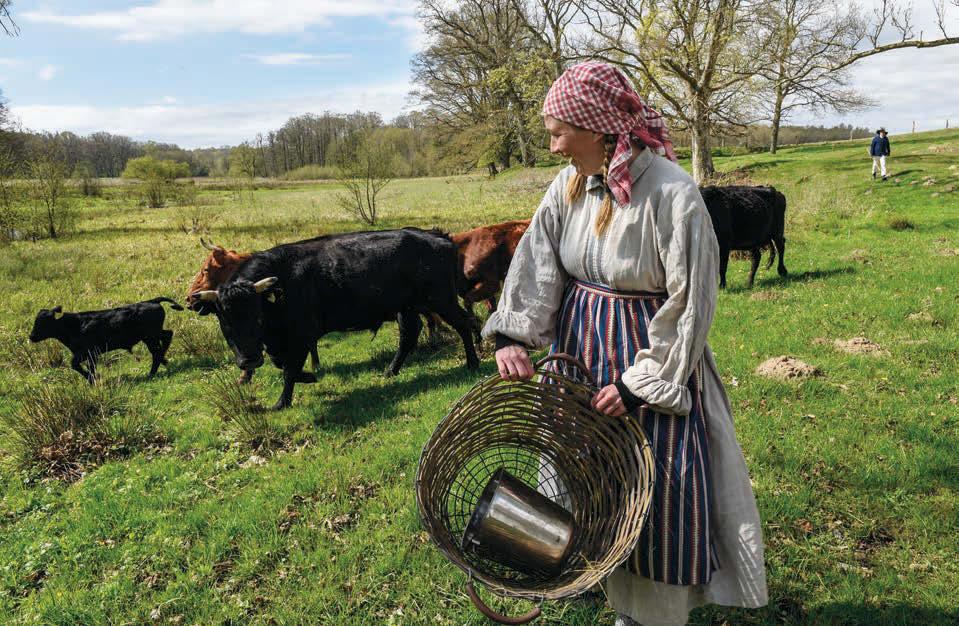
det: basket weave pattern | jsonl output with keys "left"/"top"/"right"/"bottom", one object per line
{"left": 416, "top": 355, "right": 654, "bottom": 601}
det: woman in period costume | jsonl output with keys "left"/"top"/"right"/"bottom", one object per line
{"left": 483, "top": 61, "right": 767, "bottom": 626}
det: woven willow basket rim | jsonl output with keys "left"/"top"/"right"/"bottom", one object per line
{"left": 415, "top": 353, "right": 655, "bottom": 602}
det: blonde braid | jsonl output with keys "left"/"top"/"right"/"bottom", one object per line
{"left": 594, "top": 134, "right": 618, "bottom": 236}
{"left": 565, "top": 171, "right": 586, "bottom": 205}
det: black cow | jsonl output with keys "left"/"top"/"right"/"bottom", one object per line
{"left": 700, "top": 185, "right": 788, "bottom": 288}
{"left": 191, "top": 228, "right": 480, "bottom": 409}
{"left": 29, "top": 297, "right": 183, "bottom": 383}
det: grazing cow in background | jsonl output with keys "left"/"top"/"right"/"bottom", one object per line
{"left": 187, "top": 239, "right": 319, "bottom": 382}
{"left": 699, "top": 185, "right": 788, "bottom": 288}
{"left": 192, "top": 229, "right": 479, "bottom": 409}
{"left": 451, "top": 219, "right": 531, "bottom": 314}
{"left": 29, "top": 297, "right": 183, "bottom": 383}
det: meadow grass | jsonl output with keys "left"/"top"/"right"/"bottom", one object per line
{"left": 0, "top": 130, "right": 957, "bottom": 624}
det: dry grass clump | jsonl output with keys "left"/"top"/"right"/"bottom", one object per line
{"left": 171, "top": 316, "right": 230, "bottom": 363}
{"left": 888, "top": 217, "right": 915, "bottom": 231}
{"left": 204, "top": 368, "right": 284, "bottom": 450}
{"left": 3, "top": 334, "right": 66, "bottom": 372}
{"left": 0, "top": 376, "right": 164, "bottom": 480}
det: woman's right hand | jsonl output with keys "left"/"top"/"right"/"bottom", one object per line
{"left": 495, "top": 345, "right": 535, "bottom": 381}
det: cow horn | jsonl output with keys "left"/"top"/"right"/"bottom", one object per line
{"left": 200, "top": 238, "right": 224, "bottom": 252}
{"left": 253, "top": 277, "right": 279, "bottom": 293}
{"left": 192, "top": 290, "right": 219, "bottom": 302}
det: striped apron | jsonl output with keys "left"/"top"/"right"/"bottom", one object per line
{"left": 545, "top": 279, "right": 718, "bottom": 586}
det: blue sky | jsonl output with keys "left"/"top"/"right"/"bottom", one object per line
{"left": 0, "top": 1, "right": 956, "bottom": 148}
{"left": 1, "top": 0, "right": 423, "bottom": 147}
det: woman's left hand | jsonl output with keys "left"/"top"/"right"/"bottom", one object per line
{"left": 591, "top": 384, "right": 627, "bottom": 416}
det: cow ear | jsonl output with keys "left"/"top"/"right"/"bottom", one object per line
{"left": 52, "top": 306, "right": 63, "bottom": 319}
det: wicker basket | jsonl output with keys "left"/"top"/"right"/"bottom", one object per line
{"left": 416, "top": 354, "right": 654, "bottom": 623}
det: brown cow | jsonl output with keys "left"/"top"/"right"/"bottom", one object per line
{"left": 187, "top": 239, "right": 318, "bottom": 383}
{"left": 451, "top": 219, "right": 531, "bottom": 315}
{"left": 186, "top": 239, "right": 251, "bottom": 308}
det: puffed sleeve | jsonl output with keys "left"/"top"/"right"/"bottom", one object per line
{"left": 619, "top": 181, "right": 719, "bottom": 415}
{"left": 481, "top": 178, "right": 568, "bottom": 349}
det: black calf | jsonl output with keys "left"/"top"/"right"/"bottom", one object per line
{"left": 29, "top": 297, "right": 183, "bottom": 382}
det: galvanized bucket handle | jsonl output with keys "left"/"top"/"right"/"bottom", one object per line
{"left": 466, "top": 572, "right": 542, "bottom": 625}
{"left": 534, "top": 353, "right": 596, "bottom": 388}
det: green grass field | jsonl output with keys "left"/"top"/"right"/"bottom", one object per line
{"left": 1, "top": 130, "right": 957, "bottom": 625}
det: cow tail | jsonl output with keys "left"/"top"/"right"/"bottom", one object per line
{"left": 765, "top": 239, "right": 777, "bottom": 270}
{"left": 147, "top": 297, "right": 185, "bottom": 311}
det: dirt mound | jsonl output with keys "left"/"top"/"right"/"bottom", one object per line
{"left": 756, "top": 356, "right": 821, "bottom": 381}
{"left": 834, "top": 337, "right": 886, "bottom": 355}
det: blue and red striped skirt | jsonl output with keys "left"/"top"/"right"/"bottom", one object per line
{"left": 545, "top": 279, "right": 718, "bottom": 586}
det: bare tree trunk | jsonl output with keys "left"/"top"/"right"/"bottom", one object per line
{"left": 690, "top": 126, "right": 714, "bottom": 184}
{"left": 770, "top": 85, "right": 785, "bottom": 154}
{"left": 688, "top": 95, "right": 714, "bottom": 183}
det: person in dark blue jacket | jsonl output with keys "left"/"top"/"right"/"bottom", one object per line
{"left": 870, "top": 127, "right": 891, "bottom": 180}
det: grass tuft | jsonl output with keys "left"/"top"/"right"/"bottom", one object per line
{"left": 0, "top": 375, "right": 164, "bottom": 479}
{"left": 888, "top": 216, "right": 916, "bottom": 231}
{"left": 204, "top": 368, "right": 284, "bottom": 450}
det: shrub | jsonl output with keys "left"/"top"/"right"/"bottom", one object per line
{"left": 0, "top": 376, "right": 164, "bottom": 480}
{"left": 122, "top": 156, "right": 191, "bottom": 208}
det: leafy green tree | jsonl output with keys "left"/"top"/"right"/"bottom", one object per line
{"left": 121, "top": 156, "right": 189, "bottom": 208}
{"left": 30, "top": 142, "right": 71, "bottom": 239}
{"left": 335, "top": 131, "right": 394, "bottom": 225}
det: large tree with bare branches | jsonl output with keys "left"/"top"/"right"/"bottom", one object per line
{"left": 576, "top": 0, "right": 769, "bottom": 182}
{"left": 412, "top": 0, "right": 575, "bottom": 170}
{"left": 0, "top": 0, "right": 17, "bottom": 37}
{"left": 758, "top": 0, "right": 876, "bottom": 153}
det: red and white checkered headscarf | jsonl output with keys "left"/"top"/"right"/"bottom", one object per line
{"left": 543, "top": 61, "right": 676, "bottom": 207}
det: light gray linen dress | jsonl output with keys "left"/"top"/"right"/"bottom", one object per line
{"left": 482, "top": 149, "right": 768, "bottom": 625}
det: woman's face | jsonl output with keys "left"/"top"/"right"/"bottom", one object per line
{"left": 545, "top": 115, "right": 605, "bottom": 176}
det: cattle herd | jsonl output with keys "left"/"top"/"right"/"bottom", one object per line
{"left": 27, "top": 184, "right": 787, "bottom": 408}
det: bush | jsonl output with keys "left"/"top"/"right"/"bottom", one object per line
{"left": 122, "top": 156, "right": 190, "bottom": 208}
{"left": 0, "top": 376, "right": 165, "bottom": 480}
{"left": 73, "top": 161, "right": 101, "bottom": 197}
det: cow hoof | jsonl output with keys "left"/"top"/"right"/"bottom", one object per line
{"left": 383, "top": 367, "right": 399, "bottom": 378}
{"left": 272, "top": 400, "right": 291, "bottom": 411}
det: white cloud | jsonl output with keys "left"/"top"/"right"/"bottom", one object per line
{"left": 161, "top": 96, "right": 178, "bottom": 104}
{"left": 10, "top": 80, "right": 414, "bottom": 148}
{"left": 38, "top": 64, "right": 59, "bottom": 81}
{"left": 23, "top": 0, "right": 418, "bottom": 41}
{"left": 0, "top": 58, "right": 21, "bottom": 67}
{"left": 790, "top": 44, "right": 959, "bottom": 135}
{"left": 244, "top": 52, "right": 351, "bottom": 66}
